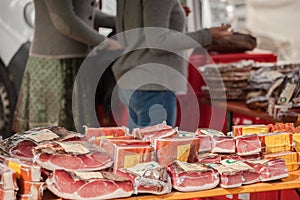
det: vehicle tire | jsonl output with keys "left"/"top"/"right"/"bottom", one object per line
{"left": 0, "top": 63, "right": 17, "bottom": 138}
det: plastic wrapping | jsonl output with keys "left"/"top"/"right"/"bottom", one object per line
{"left": 206, "top": 163, "right": 243, "bottom": 188}
{"left": 263, "top": 151, "right": 299, "bottom": 172}
{"left": 211, "top": 135, "right": 236, "bottom": 154}
{"left": 84, "top": 126, "right": 130, "bottom": 139}
{"left": 33, "top": 141, "right": 113, "bottom": 171}
{"left": 4, "top": 157, "right": 42, "bottom": 182}
{"left": 113, "top": 144, "right": 154, "bottom": 171}
{"left": 168, "top": 160, "right": 219, "bottom": 192}
{"left": 235, "top": 134, "right": 262, "bottom": 156}
{"left": 0, "top": 163, "right": 18, "bottom": 190}
{"left": 18, "top": 181, "right": 45, "bottom": 200}
{"left": 46, "top": 170, "right": 133, "bottom": 200}
{"left": 258, "top": 132, "right": 293, "bottom": 153}
{"left": 154, "top": 137, "right": 200, "bottom": 167}
{"left": 2, "top": 126, "right": 86, "bottom": 161}
{"left": 246, "top": 158, "right": 288, "bottom": 182}
{"left": 132, "top": 121, "right": 173, "bottom": 140}
{"left": 0, "top": 188, "right": 15, "bottom": 200}
{"left": 220, "top": 159, "right": 260, "bottom": 185}
{"left": 119, "top": 162, "right": 172, "bottom": 195}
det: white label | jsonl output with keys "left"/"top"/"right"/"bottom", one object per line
{"left": 57, "top": 142, "right": 90, "bottom": 154}
{"left": 126, "top": 161, "right": 161, "bottom": 176}
{"left": 74, "top": 171, "right": 103, "bottom": 180}
{"left": 27, "top": 129, "right": 59, "bottom": 142}
{"left": 220, "top": 159, "right": 254, "bottom": 171}
{"left": 176, "top": 160, "right": 207, "bottom": 172}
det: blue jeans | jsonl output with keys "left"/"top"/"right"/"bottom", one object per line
{"left": 118, "top": 89, "right": 177, "bottom": 130}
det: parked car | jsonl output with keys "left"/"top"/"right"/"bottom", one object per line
{"left": 0, "top": 0, "right": 34, "bottom": 138}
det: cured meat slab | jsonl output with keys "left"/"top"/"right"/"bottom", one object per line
{"left": 236, "top": 134, "right": 261, "bottom": 156}
{"left": 212, "top": 135, "right": 236, "bottom": 154}
{"left": 3, "top": 126, "right": 86, "bottom": 161}
{"left": 168, "top": 160, "right": 219, "bottom": 192}
{"left": 246, "top": 158, "right": 289, "bottom": 181}
{"left": 85, "top": 126, "right": 129, "bottom": 139}
{"left": 132, "top": 121, "right": 173, "bottom": 140}
{"left": 118, "top": 162, "right": 172, "bottom": 195}
{"left": 154, "top": 137, "right": 200, "bottom": 167}
{"left": 206, "top": 163, "right": 243, "bottom": 188}
{"left": 258, "top": 132, "right": 293, "bottom": 153}
{"left": 263, "top": 151, "right": 299, "bottom": 172}
{"left": 220, "top": 159, "right": 259, "bottom": 185}
{"left": 33, "top": 141, "right": 113, "bottom": 171}
{"left": 46, "top": 170, "right": 133, "bottom": 200}
{"left": 113, "top": 144, "right": 154, "bottom": 170}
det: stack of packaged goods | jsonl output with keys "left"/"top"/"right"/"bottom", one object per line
{"left": 200, "top": 60, "right": 254, "bottom": 100}
{"left": 0, "top": 121, "right": 299, "bottom": 199}
{"left": 246, "top": 61, "right": 300, "bottom": 123}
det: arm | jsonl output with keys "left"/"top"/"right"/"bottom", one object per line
{"left": 94, "top": 9, "right": 116, "bottom": 29}
{"left": 143, "top": 0, "right": 212, "bottom": 52}
{"left": 44, "top": 0, "right": 105, "bottom": 47}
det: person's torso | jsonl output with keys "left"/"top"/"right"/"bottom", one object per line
{"left": 31, "top": 0, "right": 96, "bottom": 58}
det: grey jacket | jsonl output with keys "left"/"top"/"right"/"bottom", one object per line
{"left": 31, "top": 0, "right": 115, "bottom": 58}
{"left": 112, "top": 0, "right": 212, "bottom": 91}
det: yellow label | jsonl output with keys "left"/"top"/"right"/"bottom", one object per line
{"left": 105, "top": 135, "right": 114, "bottom": 138}
{"left": 293, "top": 134, "right": 300, "bottom": 152}
{"left": 265, "top": 134, "right": 290, "bottom": 153}
{"left": 124, "top": 154, "right": 141, "bottom": 168}
{"left": 8, "top": 161, "right": 21, "bottom": 179}
{"left": 177, "top": 144, "right": 191, "bottom": 162}
{"left": 297, "top": 114, "right": 300, "bottom": 123}
{"left": 242, "top": 127, "right": 268, "bottom": 135}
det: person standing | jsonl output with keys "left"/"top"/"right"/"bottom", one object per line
{"left": 112, "top": 0, "right": 232, "bottom": 130}
{"left": 12, "top": 0, "right": 121, "bottom": 132}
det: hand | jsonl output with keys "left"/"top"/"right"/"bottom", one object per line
{"left": 181, "top": 3, "right": 191, "bottom": 17}
{"left": 209, "top": 24, "right": 233, "bottom": 40}
{"left": 106, "top": 38, "right": 123, "bottom": 50}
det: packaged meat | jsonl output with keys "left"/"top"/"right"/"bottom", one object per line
{"left": 154, "top": 137, "right": 200, "bottom": 167}
{"left": 98, "top": 137, "right": 148, "bottom": 156}
{"left": 113, "top": 144, "right": 154, "bottom": 170}
{"left": 46, "top": 170, "right": 133, "bottom": 200}
{"left": 0, "top": 188, "right": 15, "bottom": 200}
{"left": 212, "top": 135, "right": 236, "bottom": 154}
{"left": 84, "top": 126, "right": 129, "bottom": 139}
{"left": 2, "top": 126, "right": 86, "bottom": 161}
{"left": 246, "top": 158, "right": 289, "bottom": 181}
{"left": 258, "top": 132, "right": 293, "bottom": 153}
{"left": 33, "top": 141, "right": 113, "bottom": 171}
{"left": 232, "top": 124, "right": 268, "bottom": 137}
{"left": 220, "top": 159, "right": 259, "bottom": 185}
{"left": 18, "top": 181, "right": 45, "bottom": 200}
{"left": 143, "top": 129, "right": 178, "bottom": 144}
{"left": 206, "top": 32, "right": 257, "bottom": 53}
{"left": 263, "top": 151, "right": 299, "bottom": 172}
{"left": 4, "top": 157, "right": 41, "bottom": 182}
{"left": 118, "top": 162, "right": 172, "bottom": 195}
{"left": 197, "top": 153, "right": 221, "bottom": 164}
{"left": 132, "top": 121, "right": 173, "bottom": 140}
{"left": 294, "top": 133, "right": 300, "bottom": 152}
{"left": 206, "top": 163, "right": 243, "bottom": 188}
{"left": 168, "top": 160, "right": 219, "bottom": 192}
{"left": 236, "top": 134, "right": 262, "bottom": 156}
{"left": 195, "top": 128, "right": 224, "bottom": 137}
{"left": 0, "top": 163, "right": 18, "bottom": 190}
{"left": 267, "top": 123, "right": 295, "bottom": 133}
